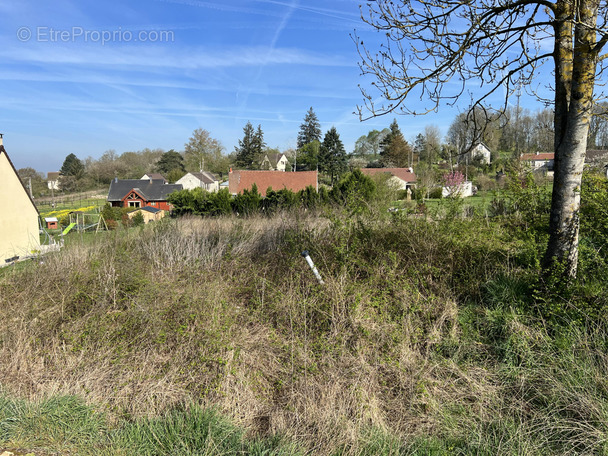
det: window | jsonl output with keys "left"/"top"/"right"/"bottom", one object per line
{"left": 128, "top": 201, "right": 141, "bottom": 208}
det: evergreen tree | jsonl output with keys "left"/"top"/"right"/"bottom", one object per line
{"left": 298, "top": 140, "right": 321, "bottom": 170}
{"left": 380, "top": 119, "right": 413, "bottom": 167}
{"left": 297, "top": 107, "right": 322, "bottom": 150}
{"left": 319, "top": 127, "right": 347, "bottom": 184}
{"left": 252, "top": 124, "right": 266, "bottom": 166}
{"left": 235, "top": 121, "right": 264, "bottom": 169}
{"left": 60, "top": 153, "right": 85, "bottom": 179}
{"left": 156, "top": 149, "right": 185, "bottom": 175}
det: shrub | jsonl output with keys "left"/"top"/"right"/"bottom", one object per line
{"left": 428, "top": 187, "right": 443, "bottom": 199}
{"left": 132, "top": 212, "right": 145, "bottom": 227}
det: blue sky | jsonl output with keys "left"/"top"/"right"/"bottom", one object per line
{"left": 1, "top": 0, "right": 548, "bottom": 172}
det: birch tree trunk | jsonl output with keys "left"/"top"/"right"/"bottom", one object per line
{"left": 544, "top": 0, "right": 600, "bottom": 277}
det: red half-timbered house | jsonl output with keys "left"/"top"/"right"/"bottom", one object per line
{"left": 107, "top": 178, "right": 182, "bottom": 211}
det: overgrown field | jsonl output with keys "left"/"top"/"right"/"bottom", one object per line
{"left": 2, "top": 178, "right": 608, "bottom": 454}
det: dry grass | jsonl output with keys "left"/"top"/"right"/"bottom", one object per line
{"left": 1, "top": 211, "right": 608, "bottom": 454}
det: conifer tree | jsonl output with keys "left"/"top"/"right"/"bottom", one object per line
{"left": 235, "top": 122, "right": 264, "bottom": 169}
{"left": 319, "top": 126, "right": 347, "bottom": 184}
{"left": 380, "top": 119, "right": 413, "bottom": 167}
{"left": 297, "top": 107, "right": 322, "bottom": 150}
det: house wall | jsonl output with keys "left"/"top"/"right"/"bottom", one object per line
{"left": 388, "top": 176, "right": 410, "bottom": 190}
{"left": 118, "top": 195, "right": 173, "bottom": 212}
{"left": 442, "top": 180, "right": 474, "bottom": 198}
{"left": 0, "top": 151, "right": 40, "bottom": 262}
{"left": 176, "top": 174, "right": 219, "bottom": 192}
{"left": 276, "top": 157, "right": 288, "bottom": 171}
{"left": 471, "top": 144, "right": 491, "bottom": 164}
{"left": 128, "top": 209, "right": 166, "bottom": 223}
{"left": 121, "top": 193, "right": 148, "bottom": 209}
{"left": 530, "top": 159, "right": 554, "bottom": 170}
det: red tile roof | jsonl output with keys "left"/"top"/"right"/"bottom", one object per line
{"left": 229, "top": 170, "right": 317, "bottom": 196}
{"left": 521, "top": 153, "right": 554, "bottom": 161}
{"left": 360, "top": 167, "right": 417, "bottom": 182}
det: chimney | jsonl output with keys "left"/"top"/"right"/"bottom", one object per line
{"left": 0, "top": 133, "right": 3, "bottom": 147}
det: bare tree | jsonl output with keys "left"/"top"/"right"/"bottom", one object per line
{"left": 354, "top": 0, "right": 608, "bottom": 277}
{"left": 184, "top": 128, "right": 227, "bottom": 174}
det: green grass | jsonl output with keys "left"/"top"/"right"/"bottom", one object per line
{"left": 0, "top": 394, "right": 302, "bottom": 455}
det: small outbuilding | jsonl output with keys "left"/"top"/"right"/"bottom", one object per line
{"left": 44, "top": 217, "right": 59, "bottom": 230}
{"left": 127, "top": 206, "right": 166, "bottom": 224}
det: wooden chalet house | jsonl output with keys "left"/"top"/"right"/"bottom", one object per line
{"left": 107, "top": 178, "right": 182, "bottom": 211}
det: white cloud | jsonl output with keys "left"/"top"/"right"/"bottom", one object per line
{"left": 1, "top": 42, "right": 353, "bottom": 69}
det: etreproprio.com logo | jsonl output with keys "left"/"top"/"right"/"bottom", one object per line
{"left": 17, "top": 26, "right": 174, "bottom": 45}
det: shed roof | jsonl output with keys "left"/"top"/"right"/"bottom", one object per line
{"left": 140, "top": 206, "right": 163, "bottom": 214}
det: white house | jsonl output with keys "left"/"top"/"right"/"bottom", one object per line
{"left": 520, "top": 152, "right": 554, "bottom": 171}
{"left": 467, "top": 143, "right": 491, "bottom": 165}
{"left": 360, "top": 167, "right": 417, "bottom": 191}
{"left": 1, "top": 137, "right": 40, "bottom": 264}
{"left": 141, "top": 173, "right": 167, "bottom": 184}
{"left": 47, "top": 171, "right": 60, "bottom": 190}
{"left": 176, "top": 171, "right": 220, "bottom": 192}
{"left": 260, "top": 153, "right": 290, "bottom": 171}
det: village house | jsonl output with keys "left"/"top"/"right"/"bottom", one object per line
{"left": 176, "top": 171, "right": 220, "bottom": 192}
{"left": 461, "top": 143, "right": 492, "bottom": 165}
{"left": 520, "top": 152, "right": 555, "bottom": 171}
{"left": 47, "top": 171, "right": 60, "bottom": 190}
{"left": 260, "top": 153, "right": 290, "bottom": 171}
{"left": 360, "top": 167, "right": 417, "bottom": 191}
{"left": 141, "top": 173, "right": 167, "bottom": 184}
{"left": 107, "top": 178, "right": 182, "bottom": 211}
{"left": 0, "top": 136, "right": 40, "bottom": 264}
{"left": 229, "top": 170, "right": 317, "bottom": 196}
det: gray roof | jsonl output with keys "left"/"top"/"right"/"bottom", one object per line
{"left": 189, "top": 171, "right": 218, "bottom": 185}
{"left": 140, "top": 206, "right": 162, "bottom": 214}
{"left": 107, "top": 179, "right": 182, "bottom": 202}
